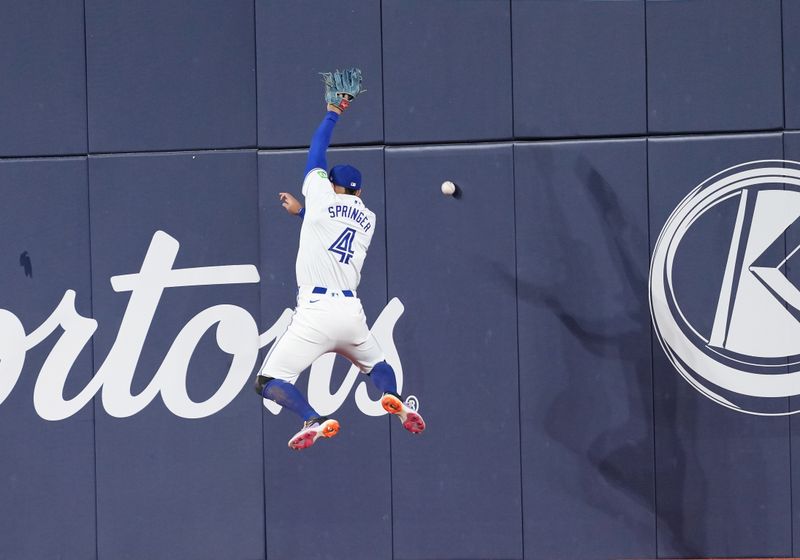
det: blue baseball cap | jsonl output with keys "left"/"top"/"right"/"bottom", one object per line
{"left": 329, "top": 164, "right": 362, "bottom": 191}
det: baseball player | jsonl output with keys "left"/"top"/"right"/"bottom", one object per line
{"left": 254, "top": 69, "right": 425, "bottom": 450}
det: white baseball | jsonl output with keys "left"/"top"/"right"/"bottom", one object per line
{"left": 441, "top": 181, "right": 456, "bottom": 196}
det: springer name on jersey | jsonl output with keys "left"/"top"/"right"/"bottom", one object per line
{"left": 297, "top": 168, "right": 377, "bottom": 291}
{"left": 328, "top": 204, "right": 372, "bottom": 232}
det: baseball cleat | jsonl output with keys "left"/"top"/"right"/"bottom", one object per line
{"left": 381, "top": 393, "right": 426, "bottom": 434}
{"left": 288, "top": 417, "right": 340, "bottom": 450}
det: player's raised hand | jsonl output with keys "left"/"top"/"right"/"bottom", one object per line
{"left": 327, "top": 101, "right": 346, "bottom": 115}
{"left": 321, "top": 68, "right": 364, "bottom": 114}
{"left": 279, "top": 192, "right": 303, "bottom": 215}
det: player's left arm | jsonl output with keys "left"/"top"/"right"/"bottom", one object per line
{"left": 305, "top": 68, "right": 363, "bottom": 181}
{"left": 304, "top": 107, "right": 340, "bottom": 176}
{"left": 291, "top": 106, "right": 342, "bottom": 219}
{"left": 295, "top": 68, "right": 364, "bottom": 216}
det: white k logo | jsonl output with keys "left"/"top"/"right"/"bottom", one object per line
{"left": 651, "top": 160, "right": 800, "bottom": 415}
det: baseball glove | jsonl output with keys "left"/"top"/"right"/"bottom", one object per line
{"left": 321, "top": 67, "right": 364, "bottom": 111}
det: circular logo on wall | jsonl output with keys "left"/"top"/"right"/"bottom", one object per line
{"left": 650, "top": 160, "right": 800, "bottom": 415}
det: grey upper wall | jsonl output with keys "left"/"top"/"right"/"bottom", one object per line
{"left": 0, "top": 0, "right": 796, "bottom": 157}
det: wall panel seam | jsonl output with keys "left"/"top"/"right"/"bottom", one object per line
{"left": 511, "top": 143, "right": 525, "bottom": 560}
{"left": 7, "top": 129, "right": 800, "bottom": 164}
{"left": 645, "top": 137, "right": 659, "bottom": 559}
{"left": 252, "top": 2, "right": 266, "bottom": 555}
{"left": 257, "top": 151, "right": 268, "bottom": 560}
{"left": 253, "top": 0, "right": 262, "bottom": 162}
{"left": 382, "top": 143, "right": 395, "bottom": 560}
{"left": 378, "top": 7, "right": 393, "bottom": 556}
{"left": 781, "top": 0, "right": 787, "bottom": 130}
{"left": 509, "top": 0, "right": 515, "bottom": 141}
{"left": 784, "top": 133, "right": 795, "bottom": 557}
{"left": 86, "top": 154, "right": 100, "bottom": 560}
{"left": 643, "top": 4, "right": 656, "bottom": 553}
{"left": 644, "top": 0, "right": 650, "bottom": 149}
{"left": 82, "top": 0, "right": 99, "bottom": 556}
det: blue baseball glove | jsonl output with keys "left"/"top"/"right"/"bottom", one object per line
{"left": 321, "top": 68, "right": 364, "bottom": 111}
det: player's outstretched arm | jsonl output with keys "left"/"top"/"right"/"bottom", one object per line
{"left": 304, "top": 68, "right": 364, "bottom": 177}
{"left": 304, "top": 107, "right": 341, "bottom": 176}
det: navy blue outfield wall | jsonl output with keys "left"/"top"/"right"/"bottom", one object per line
{"left": 0, "top": 1, "right": 799, "bottom": 559}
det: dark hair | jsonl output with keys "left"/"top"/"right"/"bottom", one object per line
{"left": 333, "top": 183, "right": 360, "bottom": 196}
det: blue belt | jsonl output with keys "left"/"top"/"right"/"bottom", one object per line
{"left": 313, "top": 287, "right": 354, "bottom": 297}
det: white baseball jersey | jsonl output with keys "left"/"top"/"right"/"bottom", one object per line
{"left": 296, "top": 168, "right": 376, "bottom": 291}
{"left": 259, "top": 167, "right": 385, "bottom": 381}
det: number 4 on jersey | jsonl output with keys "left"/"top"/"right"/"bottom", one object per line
{"left": 329, "top": 227, "right": 357, "bottom": 264}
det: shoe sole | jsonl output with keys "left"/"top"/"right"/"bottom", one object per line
{"left": 381, "top": 395, "right": 425, "bottom": 434}
{"left": 288, "top": 419, "right": 340, "bottom": 450}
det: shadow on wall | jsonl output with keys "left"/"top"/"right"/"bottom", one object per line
{"left": 496, "top": 151, "right": 707, "bottom": 556}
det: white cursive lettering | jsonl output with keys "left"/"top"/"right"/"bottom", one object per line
{"left": 0, "top": 230, "right": 404, "bottom": 421}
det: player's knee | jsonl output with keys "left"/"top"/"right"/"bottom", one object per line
{"left": 254, "top": 375, "right": 274, "bottom": 396}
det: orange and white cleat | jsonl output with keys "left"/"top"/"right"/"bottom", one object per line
{"left": 381, "top": 393, "right": 425, "bottom": 434}
{"left": 288, "top": 417, "right": 340, "bottom": 450}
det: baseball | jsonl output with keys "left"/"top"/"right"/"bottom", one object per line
{"left": 441, "top": 181, "right": 456, "bottom": 196}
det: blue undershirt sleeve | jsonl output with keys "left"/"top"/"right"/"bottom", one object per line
{"left": 305, "top": 111, "right": 340, "bottom": 176}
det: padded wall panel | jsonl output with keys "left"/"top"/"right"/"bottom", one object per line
{"left": 85, "top": 0, "right": 256, "bottom": 153}
{"left": 0, "top": 158, "right": 95, "bottom": 560}
{"left": 0, "top": 1, "right": 86, "bottom": 156}
{"left": 646, "top": 0, "right": 783, "bottom": 133}
{"left": 89, "top": 151, "right": 262, "bottom": 560}
{"left": 512, "top": 0, "right": 646, "bottom": 139}
{"left": 784, "top": 131, "right": 800, "bottom": 556}
{"left": 515, "top": 139, "right": 655, "bottom": 559}
{"left": 255, "top": 1, "right": 383, "bottom": 148}
{"left": 648, "top": 133, "right": 791, "bottom": 558}
{"left": 785, "top": 0, "right": 800, "bottom": 129}
{"left": 382, "top": 0, "right": 512, "bottom": 144}
{"left": 258, "top": 148, "right": 391, "bottom": 560}
{"left": 386, "top": 145, "right": 521, "bottom": 559}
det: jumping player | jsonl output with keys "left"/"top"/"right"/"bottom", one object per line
{"left": 254, "top": 71, "right": 425, "bottom": 450}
